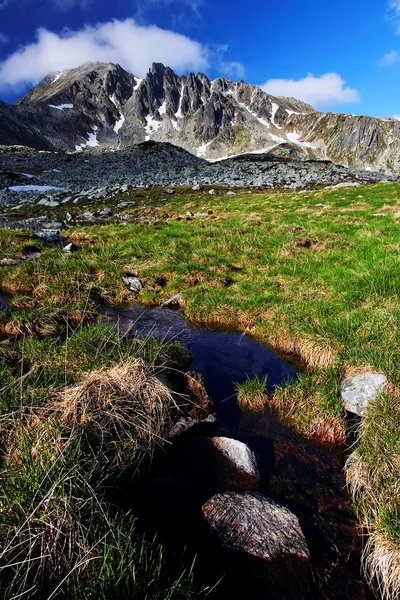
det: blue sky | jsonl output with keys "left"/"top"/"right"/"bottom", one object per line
{"left": 0, "top": 0, "right": 400, "bottom": 117}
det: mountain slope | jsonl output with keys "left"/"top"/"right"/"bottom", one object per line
{"left": 1, "top": 61, "right": 400, "bottom": 173}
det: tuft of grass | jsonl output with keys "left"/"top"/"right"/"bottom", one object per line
{"left": 51, "top": 361, "right": 181, "bottom": 471}
{"left": 235, "top": 374, "right": 267, "bottom": 412}
{"left": 0, "top": 326, "right": 201, "bottom": 598}
{"left": 346, "top": 393, "right": 400, "bottom": 600}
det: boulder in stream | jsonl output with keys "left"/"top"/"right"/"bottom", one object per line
{"left": 202, "top": 491, "right": 310, "bottom": 598}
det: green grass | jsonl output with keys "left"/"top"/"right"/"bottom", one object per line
{"left": 0, "top": 326, "right": 197, "bottom": 599}
{"left": 234, "top": 374, "right": 268, "bottom": 412}
{"left": 2, "top": 181, "right": 400, "bottom": 595}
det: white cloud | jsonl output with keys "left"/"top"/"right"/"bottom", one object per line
{"left": 392, "top": 114, "right": 400, "bottom": 120}
{"left": 378, "top": 49, "right": 400, "bottom": 65}
{"left": 261, "top": 73, "right": 360, "bottom": 108}
{"left": 389, "top": 0, "right": 400, "bottom": 14}
{"left": 0, "top": 19, "right": 209, "bottom": 90}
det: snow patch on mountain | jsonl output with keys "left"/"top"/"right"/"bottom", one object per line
{"left": 75, "top": 125, "right": 99, "bottom": 151}
{"left": 49, "top": 104, "right": 73, "bottom": 110}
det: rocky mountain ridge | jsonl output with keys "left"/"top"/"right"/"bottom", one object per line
{"left": 1, "top": 61, "right": 400, "bottom": 173}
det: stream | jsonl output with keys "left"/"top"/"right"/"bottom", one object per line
{"left": 103, "top": 303, "right": 297, "bottom": 424}
{"left": 103, "top": 303, "right": 370, "bottom": 600}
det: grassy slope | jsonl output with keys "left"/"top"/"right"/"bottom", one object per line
{"left": 2, "top": 181, "right": 400, "bottom": 594}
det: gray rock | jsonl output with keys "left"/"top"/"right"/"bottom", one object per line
{"left": 41, "top": 221, "right": 64, "bottom": 231}
{"left": 202, "top": 492, "right": 310, "bottom": 598}
{"left": 37, "top": 198, "right": 60, "bottom": 207}
{"left": 166, "top": 188, "right": 175, "bottom": 194}
{"left": 209, "top": 189, "right": 217, "bottom": 195}
{"left": 36, "top": 232, "right": 67, "bottom": 247}
{"left": 226, "top": 191, "right": 236, "bottom": 195}
{"left": 208, "top": 437, "right": 259, "bottom": 490}
{"left": 73, "top": 196, "right": 88, "bottom": 204}
{"left": 192, "top": 183, "right": 203, "bottom": 191}
{"left": 341, "top": 372, "right": 387, "bottom": 416}
{"left": 162, "top": 292, "right": 181, "bottom": 306}
{"left": 63, "top": 242, "right": 78, "bottom": 253}
{"left": 122, "top": 275, "right": 143, "bottom": 293}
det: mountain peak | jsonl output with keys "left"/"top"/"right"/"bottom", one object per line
{"left": 2, "top": 61, "right": 400, "bottom": 173}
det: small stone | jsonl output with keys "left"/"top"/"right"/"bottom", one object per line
{"left": 122, "top": 276, "right": 143, "bottom": 294}
{"left": 73, "top": 196, "right": 88, "bottom": 204}
{"left": 166, "top": 188, "right": 175, "bottom": 194}
{"left": 226, "top": 191, "right": 236, "bottom": 196}
{"left": 63, "top": 242, "right": 78, "bottom": 253}
{"left": 192, "top": 184, "right": 203, "bottom": 191}
{"left": 341, "top": 372, "right": 387, "bottom": 416}
{"left": 162, "top": 293, "right": 181, "bottom": 306}
{"left": 209, "top": 189, "right": 217, "bottom": 195}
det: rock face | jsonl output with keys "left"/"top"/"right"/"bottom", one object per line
{"left": 2, "top": 60, "right": 400, "bottom": 172}
{"left": 341, "top": 372, "right": 387, "bottom": 416}
{"left": 202, "top": 491, "right": 310, "bottom": 598}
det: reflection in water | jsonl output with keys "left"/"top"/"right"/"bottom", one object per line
{"left": 102, "top": 303, "right": 297, "bottom": 417}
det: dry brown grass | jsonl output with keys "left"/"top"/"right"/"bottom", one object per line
{"left": 51, "top": 362, "right": 180, "bottom": 469}
{"left": 346, "top": 393, "right": 400, "bottom": 599}
{"left": 267, "top": 330, "right": 336, "bottom": 370}
{"left": 269, "top": 385, "right": 345, "bottom": 445}
{"left": 237, "top": 389, "right": 266, "bottom": 413}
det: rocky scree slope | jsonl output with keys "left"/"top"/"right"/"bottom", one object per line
{"left": 1, "top": 61, "right": 400, "bottom": 173}
{"left": 0, "top": 142, "right": 394, "bottom": 210}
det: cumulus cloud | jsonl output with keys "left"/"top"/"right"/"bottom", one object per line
{"left": 378, "top": 49, "right": 400, "bottom": 65}
{"left": 261, "top": 73, "right": 360, "bottom": 108}
{"left": 0, "top": 19, "right": 209, "bottom": 90}
{"left": 389, "top": 0, "right": 400, "bottom": 14}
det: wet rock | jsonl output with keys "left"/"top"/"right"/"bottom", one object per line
{"left": 122, "top": 275, "right": 143, "bottom": 293}
{"left": 202, "top": 492, "right": 310, "bottom": 598}
{"left": 185, "top": 371, "right": 214, "bottom": 417}
{"left": 341, "top": 372, "right": 387, "bottom": 416}
{"left": 208, "top": 437, "right": 260, "bottom": 490}
{"left": 169, "top": 413, "right": 217, "bottom": 437}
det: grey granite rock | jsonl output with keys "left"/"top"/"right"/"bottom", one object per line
{"left": 341, "top": 372, "right": 387, "bottom": 416}
{"left": 122, "top": 276, "right": 142, "bottom": 294}
{"left": 203, "top": 492, "right": 310, "bottom": 598}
